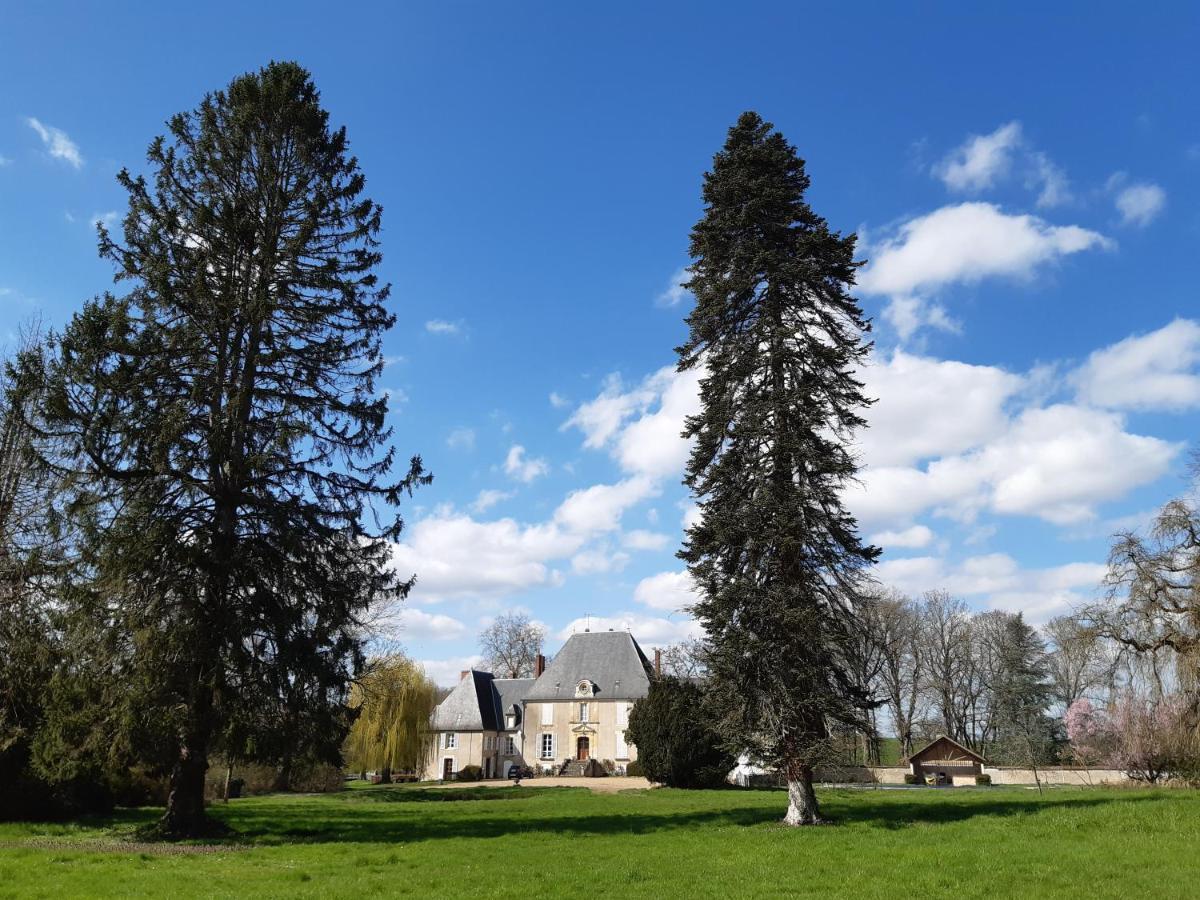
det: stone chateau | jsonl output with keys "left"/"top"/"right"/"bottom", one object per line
{"left": 423, "top": 629, "right": 657, "bottom": 780}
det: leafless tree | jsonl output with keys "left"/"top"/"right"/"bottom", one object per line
{"left": 920, "top": 591, "right": 973, "bottom": 742}
{"left": 478, "top": 612, "right": 546, "bottom": 678}
{"left": 660, "top": 638, "right": 709, "bottom": 679}
{"left": 871, "top": 589, "right": 926, "bottom": 758}
{"left": 1087, "top": 487, "right": 1200, "bottom": 720}
{"left": 1044, "top": 614, "right": 1109, "bottom": 709}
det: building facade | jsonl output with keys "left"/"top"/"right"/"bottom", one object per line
{"left": 423, "top": 630, "right": 656, "bottom": 780}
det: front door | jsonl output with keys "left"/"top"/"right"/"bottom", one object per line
{"left": 443, "top": 758, "right": 453, "bottom": 780}
{"left": 577, "top": 736, "right": 590, "bottom": 761}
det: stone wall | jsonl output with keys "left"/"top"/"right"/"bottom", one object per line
{"left": 808, "top": 765, "right": 1132, "bottom": 786}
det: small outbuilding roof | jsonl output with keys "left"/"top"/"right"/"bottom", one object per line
{"left": 905, "top": 734, "right": 986, "bottom": 764}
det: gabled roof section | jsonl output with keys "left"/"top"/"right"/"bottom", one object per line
{"left": 524, "top": 630, "right": 654, "bottom": 701}
{"left": 429, "top": 672, "right": 536, "bottom": 732}
{"left": 429, "top": 670, "right": 496, "bottom": 732}
{"left": 906, "top": 734, "right": 987, "bottom": 764}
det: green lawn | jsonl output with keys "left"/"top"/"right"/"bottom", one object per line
{"left": 2, "top": 783, "right": 1197, "bottom": 898}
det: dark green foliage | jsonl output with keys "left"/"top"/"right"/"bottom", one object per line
{"left": 992, "top": 614, "right": 1058, "bottom": 766}
{"left": 903, "top": 773, "right": 919, "bottom": 785}
{"left": 21, "top": 61, "right": 426, "bottom": 837}
{"left": 456, "top": 765, "right": 482, "bottom": 782}
{"left": 625, "top": 677, "right": 734, "bottom": 788}
{"left": 975, "top": 773, "right": 992, "bottom": 785}
{"left": 625, "top": 759, "right": 645, "bottom": 777}
{"left": 678, "top": 112, "right": 878, "bottom": 823}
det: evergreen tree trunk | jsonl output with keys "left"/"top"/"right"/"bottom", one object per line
{"left": 161, "top": 701, "right": 214, "bottom": 837}
{"left": 783, "top": 763, "right": 822, "bottom": 826}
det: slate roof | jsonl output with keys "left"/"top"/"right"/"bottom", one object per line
{"left": 523, "top": 630, "right": 654, "bottom": 701}
{"left": 429, "top": 671, "right": 534, "bottom": 733}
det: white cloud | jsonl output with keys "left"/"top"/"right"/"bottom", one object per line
{"left": 1029, "top": 152, "right": 1072, "bottom": 208}
{"left": 1073, "top": 319, "right": 1200, "bottom": 411}
{"left": 1113, "top": 181, "right": 1166, "bottom": 227}
{"left": 848, "top": 404, "right": 1179, "bottom": 527}
{"left": 655, "top": 266, "right": 692, "bottom": 308}
{"left": 570, "top": 547, "right": 630, "bottom": 575}
{"left": 471, "top": 488, "right": 514, "bottom": 514}
{"left": 425, "top": 319, "right": 462, "bottom": 335}
{"left": 446, "top": 427, "right": 476, "bottom": 451}
{"left": 859, "top": 202, "right": 1112, "bottom": 299}
{"left": 566, "top": 365, "right": 701, "bottom": 479}
{"left": 557, "top": 612, "right": 702, "bottom": 646}
{"left": 870, "top": 524, "right": 935, "bottom": 550}
{"left": 621, "top": 529, "right": 671, "bottom": 551}
{"left": 0, "top": 154, "right": 12, "bottom": 167}
{"left": 504, "top": 445, "right": 550, "bottom": 483}
{"left": 633, "top": 570, "right": 700, "bottom": 612}
{"left": 549, "top": 391, "right": 569, "bottom": 409}
{"left": 391, "top": 510, "right": 577, "bottom": 603}
{"left": 875, "top": 553, "right": 1107, "bottom": 622}
{"left": 89, "top": 210, "right": 119, "bottom": 229}
{"left": 553, "top": 476, "right": 658, "bottom": 535}
{"left": 935, "top": 121, "right": 1022, "bottom": 192}
{"left": 859, "top": 203, "right": 1112, "bottom": 342}
{"left": 565, "top": 373, "right": 658, "bottom": 449}
{"left": 26, "top": 118, "right": 83, "bottom": 168}
{"left": 858, "top": 350, "right": 1024, "bottom": 467}
{"left": 419, "top": 655, "right": 484, "bottom": 687}
{"left": 386, "top": 607, "right": 468, "bottom": 641}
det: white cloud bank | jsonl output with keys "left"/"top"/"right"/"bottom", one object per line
{"left": 1073, "top": 318, "right": 1200, "bottom": 411}
{"left": 875, "top": 553, "right": 1108, "bottom": 622}
{"left": 858, "top": 203, "right": 1111, "bottom": 341}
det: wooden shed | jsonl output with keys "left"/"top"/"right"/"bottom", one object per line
{"left": 906, "top": 735, "right": 985, "bottom": 785}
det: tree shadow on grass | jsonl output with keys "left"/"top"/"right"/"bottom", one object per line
{"left": 816, "top": 787, "right": 1170, "bottom": 831}
{"left": 14, "top": 786, "right": 1174, "bottom": 849}
{"left": 205, "top": 787, "right": 1173, "bottom": 846}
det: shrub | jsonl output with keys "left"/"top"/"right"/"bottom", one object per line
{"left": 625, "top": 677, "right": 734, "bottom": 788}
{"left": 456, "top": 765, "right": 482, "bottom": 782}
{"left": 903, "top": 773, "right": 919, "bottom": 785}
{"left": 975, "top": 773, "right": 992, "bottom": 786}
{"left": 625, "top": 759, "right": 645, "bottom": 777}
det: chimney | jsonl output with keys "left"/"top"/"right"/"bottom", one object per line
{"left": 535, "top": 654, "right": 546, "bottom": 678}
{"left": 654, "top": 648, "right": 662, "bottom": 677}
{"left": 460, "top": 670, "right": 469, "bottom": 681}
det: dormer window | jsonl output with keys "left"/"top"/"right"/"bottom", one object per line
{"left": 505, "top": 713, "right": 515, "bottom": 729}
{"left": 575, "top": 679, "right": 593, "bottom": 697}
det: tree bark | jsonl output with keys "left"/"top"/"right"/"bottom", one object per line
{"left": 783, "top": 762, "right": 823, "bottom": 826}
{"left": 160, "top": 725, "right": 212, "bottom": 837}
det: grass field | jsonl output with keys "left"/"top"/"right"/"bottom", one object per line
{"left": 2, "top": 782, "right": 1198, "bottom": 898}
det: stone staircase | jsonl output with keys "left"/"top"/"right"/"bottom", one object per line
{"left": 559, "top": 759, "right": 606, "bottom": 777}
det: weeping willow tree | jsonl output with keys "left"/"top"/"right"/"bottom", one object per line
{"left": 344, "top": 655, "right": 438, "bottom": 781}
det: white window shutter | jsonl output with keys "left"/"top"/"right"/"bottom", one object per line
{"left": 617, "top": 702, "right": 629, "bottom": 726}
{"left": 541, "top": 703, "right": 553, "bottom": 725}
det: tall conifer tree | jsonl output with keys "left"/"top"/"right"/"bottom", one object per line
{"left": 29, "top": 62, "right": 427, "bottom": 836}
{"left": 679, "top": 112, "right": 878, "bottom": 825}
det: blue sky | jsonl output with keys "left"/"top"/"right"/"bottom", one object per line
{"left": 2, "top": 3, "right": 1198, "bottom": 682}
